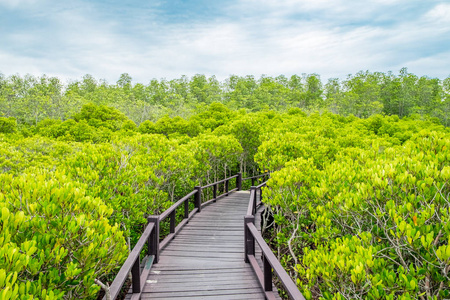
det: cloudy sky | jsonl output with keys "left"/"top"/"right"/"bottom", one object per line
{"left": 1, "top": 0, "right": 449, "bottom": 84}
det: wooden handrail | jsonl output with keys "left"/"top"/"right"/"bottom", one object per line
{"left": 199, "top": 174, "right": 242, "bottom": 207}
{"left": 247, "top": 181, "right": 267, "bottom": 216}
{"left": 244, "top": 180, "right": 306, "bottom": 300}
{"left": 106, "top": 220, "right": 157, "bottom": 300}
{"left": 159, "top": 190, "right": 197, "bottom": 221}
{"left": 108, "top": 171, "right": 305, "bottom": 299}
{"left": 243, "top": 172, "right": 270, "bottom": 187}
{"left": 254, "top": 181, "right": 267, "bottom": 189}
{"left": 106, "top": 172, "right": 243, "bottom": 299}
{"left": 201, "top": 174, "right": 239, "bottom": 189}
{"left": 247, "top": 223, "right": 305, "bottom": 300}
{"left": 247, "top": 188, "right": 256, "bottom": 216}
{"left": 242, "top": 173, "right": 269, "bottom": 181}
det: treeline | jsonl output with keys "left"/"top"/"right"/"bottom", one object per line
{"left": 1, "top": 68, "right": 449, "bottom": 127}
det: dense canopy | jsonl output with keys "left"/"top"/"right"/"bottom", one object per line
{"left": 0, "top": 70, "right": 449, "bottom": 299}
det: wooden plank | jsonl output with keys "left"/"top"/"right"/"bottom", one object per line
{"left": 172, "top": 231, "right": 242, "bottom": 236}
{"left": 161, "top": 252, "right": 242, "bottom": 260}
{"left": 150, "top": 260, "right": 248, "bottom": 268}
{"left": 178, "top": 225, "right": 244, "bottom": 229}
{"left": 149, "top": 268, "right": 255, "bottom": 274}
{"left": 162, "top": 246, "right": 242, "bottom": 252}
{"left": 145, "top": 276, "right": 257, "bottom": 285}
{"left": 145, "top": 274, "right": 258, "bottom": 283}
{"left": 141, "top": 287, "right": 264, "bottom": 298}
{"left": 162, "top": 244, "right": 242, "bottom": 253}
{"left": 141, "top": 291, "right": 264, "bottom": 300}
{"left": 127, "top": 190, "right": 268, "bottom": 300}
{"left": 171, "top": 233, "right": 243, "bottom": 238}
{"left": 142, "top": 293, "right": 264, "bottom": 300}
{"left": 160, "top": 253, "right": 242, "bottom": 260}
{"left": 144, "top": 281, "right": 261, "bottom": 292}
{"left": 180, "top": 224, "right": 243, "bottom": 228}
{"left": 152, "top": 260, "right": 247, "bottom": 268}
{"left": 165, "top": 235, "right": 242, "bottom": 240}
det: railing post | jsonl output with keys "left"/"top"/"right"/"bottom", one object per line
{"left": 244, "top": 215, "right": 255, "bottom": 263}
{"left": 264, "top": 256, "right": 273, "bottom": 291}
{"left": 225, "top": 179, "right": 229, "bottom": 196}
{"left": 252, "top": 177, "right": 255, "bottom": 186}
{"left": 213, "top": 183, "right": 217, "bottom": 202}
{"left": 237, "top": 172, "right": 242, "bottom": 191}
{"left": 169, "top": 210, "right": 176, "bottom": 233}
{"left": 195, "top": 186, "right": 202, "bottom": 212}
{"left": 131, "top": 257, "right": 141, "bottom": 293}
{"left": 250, "top": 186, "right": 257, "bottom": 215}
{"left": 148, "top": 216, "right": 159, "bottom": 263}
{"left": 260, "top": 186, "right": 263, "bottom": 203}
{"left": 184, "top": 198, "right": 189, "bottom": 219}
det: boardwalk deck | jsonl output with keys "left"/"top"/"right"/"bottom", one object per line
{"left": 133, "top": 191, "right": 267, "bottom": 299}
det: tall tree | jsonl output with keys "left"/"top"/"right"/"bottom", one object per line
{"left": 302, "top": 73, "right": 323, "bottom": 109}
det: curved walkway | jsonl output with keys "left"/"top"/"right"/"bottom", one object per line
{"left": 135, "top": 191, "right": 266, "bottom": 299}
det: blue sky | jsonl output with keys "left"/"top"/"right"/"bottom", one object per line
{"left": 1, "top": 0, "right": 449, "bottom": 84}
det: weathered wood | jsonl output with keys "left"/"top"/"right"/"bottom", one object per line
{"left": 145, "top": 274, "right": 257, "bottom": 283}
{"left": 248, "top": 222, "right": 306, "bottom": 300}
{"left": 163, "top": 245, "right": 242, "bottom": 252}
{"left": 247, "top": 185, "right": 301, "bottom": 300}
{"left": 140, "top": 287, "right": 264, "bottom": 299}
{"left": 141, "top": 287, "right": 265, "bottom": 299}
{"left": 194, "top": 186, "right": 202, "bottom": 212}
{"left": 142, "top": 294, "right": 264, "bottom": 300}
{"left": 159, "top": 190, "right": 197, "bottom": 221}
{"left": 144, "top": 281, "right": 261, "bottom": 292}
{"left": 161, "top": 252, "right": 242, "bottom": 260}
{"left": 200, "top": 187, "right": 239, "bottom": 208}
{"left": 150, "top": 259, "right": 253, "bottom": 276}
{"left": 133, "top": 191, "right": 266, "bottom": 299}
{"left": 108, "top": 222, "right": 155, "bottom": 300}
{"left": 201, "top": 174, "right": 238, "bottom": 189}
{"left": 148, "top": 217, "right": 159, "bottom": 263}
{"left": 237, "top": 172, "right": 242, "bottom": 191}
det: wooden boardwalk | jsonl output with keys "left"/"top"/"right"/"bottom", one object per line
{"left": 134, "top": 191, "right": 266, "bottom": 299}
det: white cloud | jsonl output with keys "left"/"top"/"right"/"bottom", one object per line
{"left": 0, "top": 0, "right": 38, "bottom": 8}
{"left": 404, "top": 52, "right": 450, "bottom": 78}
{"left": 425, "top": 3, "right": 450, "bottom": 24}
{"left": 0, "top": 0, "right": 449, "bottom": 83}
{"left": 233, "top": 0, "right": 409, "bottom": 22}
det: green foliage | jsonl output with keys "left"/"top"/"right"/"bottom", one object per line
{"left": 1, "top": 71, "right": 450, "bottom": 126}
{"left": 0, "top": 137, "right": 73, "bottom": 175}
{"left": 214, "top": 113, "right": 267, "bottom": 175}
{"left": 138, "top": 120, "right": 157, "bottom": 134}
{"left": 0, "top": 117, "right": 17, "bottom": 134}
{"left": 1, "top": 70, "right": 449, "bottom": 299}
{"left": 187, "top": 133, "right": 243, "bottom": 184}
{"left": 0, "top": 103, "right": 254, "bottom": 298}
{"left": 0, "top": 170, "right": 127, "bottom": 299}
{"left": 37, "top": 118, "right": 113, "bottom": 143}
{"left": 190, "top": 102, "right": 236, "bottom": 131}
{"left": 35, "top": 103, "right": 138, "bottom": 142}
{"left": 72, "top": 103, "right": 129, "bottom": 131}
{"left": 153, "top": 115, "right": 202, "bottom": 137}
{"left": 260, "top": 114, "right": 450, "bottom": 299}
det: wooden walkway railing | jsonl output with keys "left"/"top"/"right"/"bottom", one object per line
{"left": 245, "top": 182, "right": 306, "bottom": 300}
{"left": 105, "top": 173, "right": 306, "bottom": 300}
